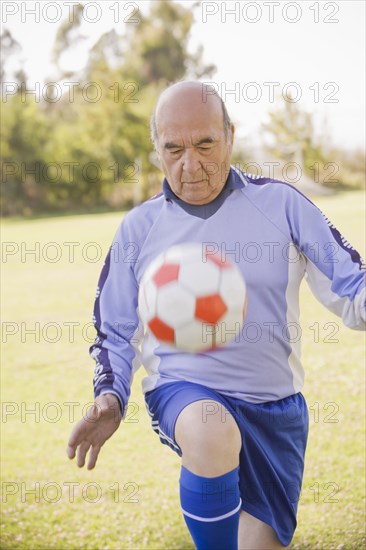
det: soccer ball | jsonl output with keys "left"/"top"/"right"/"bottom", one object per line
{"left": 138, "top": 243, "right": 247, "bottom": 352}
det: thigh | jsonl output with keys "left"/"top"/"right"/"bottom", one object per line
{"left": 144, "top": 381, "right": 236, "bottom": 457}
{"left": 233, "top": 392, "right": 309, "bottom": 547}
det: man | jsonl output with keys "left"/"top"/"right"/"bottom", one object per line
{"left": 67, "top": 81, "right": 365, "bottom": 549}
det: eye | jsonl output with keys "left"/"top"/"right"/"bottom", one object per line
{"left": 170, "top": 149, "right": 183, "bottom": 155}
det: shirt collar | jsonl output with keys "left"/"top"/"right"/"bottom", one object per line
{"left": 162, "top": 165, "right": 246, "bottom": 203}
{"left": 161, "top": 166, "right": 248, "bottom": 220}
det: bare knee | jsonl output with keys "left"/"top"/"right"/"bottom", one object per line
{"left": 175, "top": 399, "right": 241, "bottom": 476}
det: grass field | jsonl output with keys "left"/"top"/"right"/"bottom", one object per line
{"left": 1, "top": 190, "right": 365, "bottom": 549}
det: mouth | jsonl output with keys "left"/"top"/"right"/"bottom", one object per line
{"left": 182, "top": 180, "right": 208, "bottom": 184}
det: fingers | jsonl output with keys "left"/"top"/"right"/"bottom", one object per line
{"left": 87, "top": 445, "right": 101, "bottom": 470}
{"left": 67, "top": 434, "right": 99, "bottom": 469}
{"left": 72, "top": 441, "right": 101, "bottom": 470}
{"left": 66, "top": 413, "right": 101, "bottom": 468}
{"left": 66, "top": 444, "right": 76, "bottom": 460}
{"left": 66, "top": 395, "right": 121, "bottom": 468}
{"left": 66, "top": 428, "right": 81, "bottom": 460}
{"left": 66, "top": 403, "right": 98, "bottom": 462}
{"left": 67, "top": 418, "right": 87, "bottom": 460}
{"left": 76, "top": 441, "right": 91, "bottom": 468}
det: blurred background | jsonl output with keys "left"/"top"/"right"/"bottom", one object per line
{"left": 1, "top": 0, "right": 365, "bottom": 216}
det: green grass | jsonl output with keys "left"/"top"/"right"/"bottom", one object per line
{"left": 1, "top": 191, "right": 365, "bottom": 549}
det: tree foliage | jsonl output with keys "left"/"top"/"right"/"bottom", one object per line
{"left": 0, "top": 29, "right": 23, "bottom": 85}
{"left": 1, "top": 1, "right": 215, "bottom": 216}
{"left": 262, "top": 97, "right": 365, "bottom": 190}
{"left": 1, "top": 2, "right": 364, "bottom": 217}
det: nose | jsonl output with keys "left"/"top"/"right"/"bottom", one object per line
{"left": 181, "top": 149, "right": 203, "bottom": 178}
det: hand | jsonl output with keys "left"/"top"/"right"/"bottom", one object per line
{"left": 67, "top": 393, "right": 122, "bottom": 469}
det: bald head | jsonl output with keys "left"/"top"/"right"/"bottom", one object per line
{"left": 150, "top": 80, "right": 235, "bottom": 205}
{"left": 150, "top": 81, "right": 232, "bottom": 146}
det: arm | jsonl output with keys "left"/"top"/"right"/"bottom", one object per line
{"left": 90, "top": 220, "right": 144, "bottom": 413}
{"left": 288, "top": 189, "right": 365, "bottom": 330}
{"left": 67, "top": 217, "right": 143, "bottom": 468}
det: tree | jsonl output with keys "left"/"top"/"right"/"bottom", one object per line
{"left": 51, "top": 3, "right": 86, "bottom": 79}
{"left": 0, "top": 29, "right": 22, "bottom": 85}
{"left": 1, "top": 91, "right": 49, "bottom": 215}
{"left": 1, "top": 0, "right": 217, "bottom": 215}
{"left": 122, "top": 0, "right": 215, "bottom": 86}
{"left": 262, "top": 97, "right": 365, "bottom": 190}
{"left": 262, "top": 96, "right": 323, "bottom": 169}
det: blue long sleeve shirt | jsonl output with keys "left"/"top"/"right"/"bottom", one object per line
{"left": 90, "top": 166, "right": 365, "bottom": 413}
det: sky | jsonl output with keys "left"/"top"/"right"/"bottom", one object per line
{"left": 2, "top": 0, "right": 365, "bottom": 151}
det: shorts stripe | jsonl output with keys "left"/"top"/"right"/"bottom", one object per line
{"left": 156, "top": 427, "right": 180, "bottom": 451}
{"left": 146, "top": 400, "right": 181, "bottom": 452}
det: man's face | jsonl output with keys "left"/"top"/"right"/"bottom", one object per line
{"left": 155, "top": 88, "right": 234, "bottom": 205}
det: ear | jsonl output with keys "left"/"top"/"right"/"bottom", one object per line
{"left": 226, "top": 123, "right": 235, "bottom": 150}
{"left": 229, "top": 123, "right": 235, "bottom": 146}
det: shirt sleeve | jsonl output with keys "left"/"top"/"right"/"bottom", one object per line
{"left": 89, "top": 218, "right": 144, "bottom": 415}
{"left": 286, "top": 188, "right": 365, "bottom": 330}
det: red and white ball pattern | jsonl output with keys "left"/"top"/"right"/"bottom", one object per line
{"left": 138, "top": 243, "right": 247, "bottom": 352}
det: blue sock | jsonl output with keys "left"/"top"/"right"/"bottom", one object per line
{"left": 180, "top": 465, "right": 241, "bottom": 550}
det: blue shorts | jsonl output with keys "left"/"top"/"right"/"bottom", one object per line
{"left": 145, "top": 381, "right": 309, "bottom": 547}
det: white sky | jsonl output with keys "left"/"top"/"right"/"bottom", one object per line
{"left": 2, "top": 0, "right": 365, "bottom": 150}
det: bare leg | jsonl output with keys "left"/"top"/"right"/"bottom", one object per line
{"left": 175, "top": 400, "right": 287, "bottom": 549}
{"left": 238, "top": 510, "right": 287, "bottom": 550}
{"left": 174, "top": 399, "right": 241, "bottom": 476}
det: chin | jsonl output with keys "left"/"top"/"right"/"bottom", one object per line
{"left": 186, "top": 195, "right": 211, "bottom": 205}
